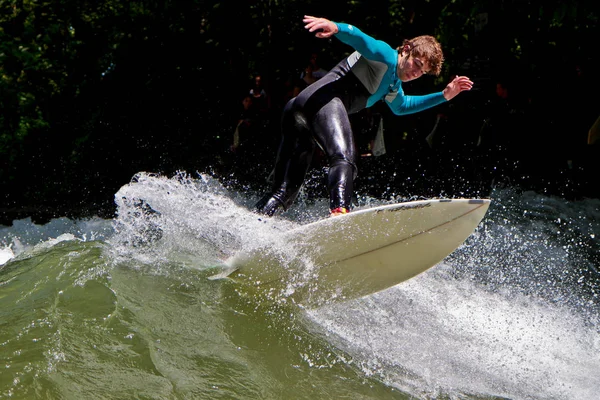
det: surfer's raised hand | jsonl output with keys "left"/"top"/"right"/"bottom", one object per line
{"left": 303, "top": 15, "right": 338, "bottom": 38}
{"left": 442, "top": 75, "right": 474, "bottom": 100}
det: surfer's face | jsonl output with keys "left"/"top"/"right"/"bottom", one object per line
{"left": 398, "top": 51, "right": 429, "bottom": 82}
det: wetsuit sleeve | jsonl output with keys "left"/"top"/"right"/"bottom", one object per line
{"left": 334, "top": 23, "right": 395, "bottom": 63}
{"left": 386, "top": 91, "right": 447, "bottom": 116}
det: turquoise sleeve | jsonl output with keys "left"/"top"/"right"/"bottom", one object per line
{"left": 334, "top": 22, "right": 396, "bottom": 63}
{"left": 386, "top": 92, "right": 447, "bottom": 116}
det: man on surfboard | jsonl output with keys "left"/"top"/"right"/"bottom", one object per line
{"left": 255, "top": 16, "right": 473, "bottom": 217}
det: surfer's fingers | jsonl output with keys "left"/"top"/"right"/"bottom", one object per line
{"left": 303, "top": 15, "right": 337, "bottom": 37}
{"left": 303, "top": 16, "right": 325, "bottom": 31}
{"left": 453, "top": 76, "right": 473, "bottom": 91}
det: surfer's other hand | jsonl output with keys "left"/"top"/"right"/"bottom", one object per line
{"left": 442, "top": 75, "right": 473, "bottom": 100}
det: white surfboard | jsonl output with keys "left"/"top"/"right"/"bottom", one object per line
{"left": 217, "top": 198, "right": 490, "bottom": 307}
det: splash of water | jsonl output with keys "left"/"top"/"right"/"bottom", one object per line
{"left": 307, "top": 188, "right": 600, "bottom": 399}
{"left": 108, "top": 171, "right": 311, "bottom": 272}
{"left": 2, "top": 171, "right": 598, "bottom": 399}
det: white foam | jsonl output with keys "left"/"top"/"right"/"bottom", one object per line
{"left": 309, "top": 268, "right": 599, "bottom": 399}
{"left": 0, "top": 245, "right": 14, "bottom": 265}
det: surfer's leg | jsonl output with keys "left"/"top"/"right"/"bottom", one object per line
{"left": 312, "top": 97, "right": 357, "bottom": 212}
{"left": 255, "top": 98, "right": 315, "bottom": 216}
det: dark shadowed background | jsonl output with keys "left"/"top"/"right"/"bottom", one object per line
{"left": 1, "top": 0, "right": 598, "bottom": 225}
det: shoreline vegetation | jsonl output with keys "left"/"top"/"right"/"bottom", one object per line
{"left": 1, "top": 1, "right": 598, "bottom": 226}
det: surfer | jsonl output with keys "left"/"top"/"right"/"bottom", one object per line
{"left": 255, "top": 15, "right": 473, "bottom": 217}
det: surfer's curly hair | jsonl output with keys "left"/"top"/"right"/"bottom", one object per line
{"left": 397, "top": 35, "right": 444, "bottom": 76}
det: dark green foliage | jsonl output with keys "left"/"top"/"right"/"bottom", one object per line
{"left": 0, "top": 1, "right": 598, "bottom": 224}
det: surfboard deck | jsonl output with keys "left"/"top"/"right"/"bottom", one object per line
{"left": 215, "top": 198, "right": 490, "bottom": 308}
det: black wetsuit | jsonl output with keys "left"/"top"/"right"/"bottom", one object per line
{"left": 257, "top": 22, "right": 447, "bottom": 215}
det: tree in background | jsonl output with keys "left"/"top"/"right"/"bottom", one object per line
{"left": 0, "top": 0, "right": 597, "bottom": 223}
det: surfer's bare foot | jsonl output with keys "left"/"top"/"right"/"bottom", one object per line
{"left": 329, "top": 207, "right": 349, "bottom": 217}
